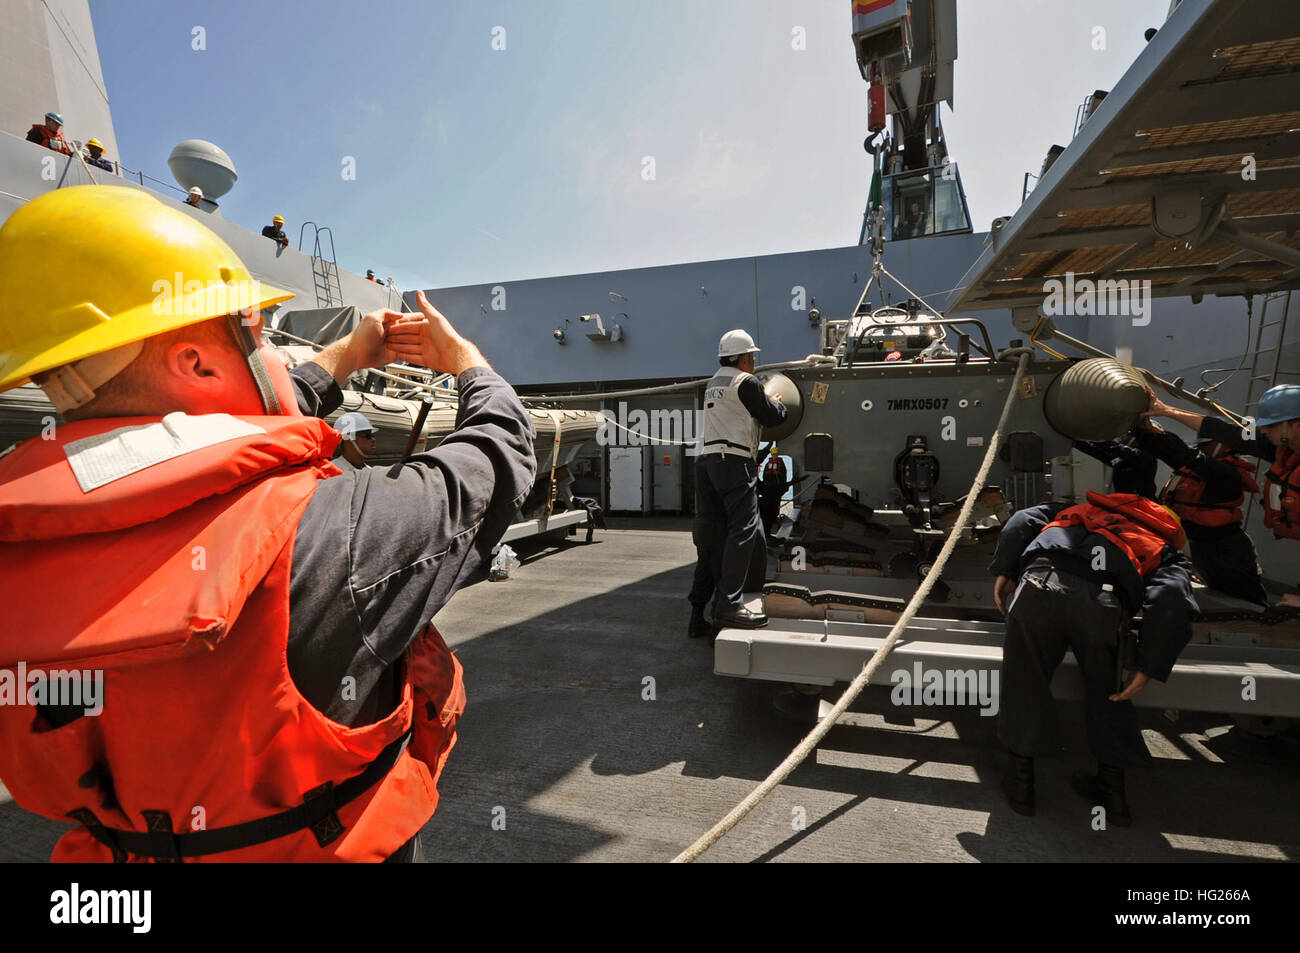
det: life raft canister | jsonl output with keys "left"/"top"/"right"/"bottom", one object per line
{"left": 1161, "top": 453, "right": 1259, "bottom": 529}
{"left": 1263, "top": 446, "right": 1300, "bottom": 540}
{"left": 0, "top": 412, "right": 465, "bottom": 862}
{"left": 1043, "top": 490, "right": 1187, "bottom": 578}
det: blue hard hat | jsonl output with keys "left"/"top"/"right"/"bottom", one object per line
{"left": 1257, "top": 384, "right": 1300, "bottom": 427}
{"left": 335, "top": 412, "right": 375, "bottom": 439}
{"left": 45, "top": 111, "right": 63, "bottom": 124}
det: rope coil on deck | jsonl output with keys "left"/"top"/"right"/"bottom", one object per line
{"left": 671, "top": 350, "right": 1033, "bottom": 864}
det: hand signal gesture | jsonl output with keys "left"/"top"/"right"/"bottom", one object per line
{"left": 384, "top": 291, "right": 486, "bottom": 376}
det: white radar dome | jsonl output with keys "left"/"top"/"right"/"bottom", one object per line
{"left": 168, "top": 140, "right": 238, "bottom": 200}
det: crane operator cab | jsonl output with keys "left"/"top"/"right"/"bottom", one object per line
{"left": 852, "top": 0, "right": 972, "bottom": 245}
{"left": 882, "top": 167, "right": 971, "bottom": 242}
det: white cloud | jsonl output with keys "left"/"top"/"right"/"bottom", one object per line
{"left": 418, "top": 99, "right": 453, "bottom": 148}
{"left": 672, "top": 129, "right": 772, "bottom": 210}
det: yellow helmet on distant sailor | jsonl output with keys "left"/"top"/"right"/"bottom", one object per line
{"left": 0, "top": 185, "right": 293, "bottom": 394}
{"left": 272, "top": 214, "right": 285, "bottom": 225}
{"left": 85, "top": 137, "right": 104, "bottom": 151}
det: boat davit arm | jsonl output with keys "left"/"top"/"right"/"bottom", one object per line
{"left": 1019, "top": 312, "right": 1244, "bottom": 425}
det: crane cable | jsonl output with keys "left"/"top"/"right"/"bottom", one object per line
{"left": 671, "top": 349, "right": 1033, "bottom": 863}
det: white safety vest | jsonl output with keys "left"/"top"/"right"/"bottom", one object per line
{"left": 701, "top": 366, "right": 762, "bottom": 460}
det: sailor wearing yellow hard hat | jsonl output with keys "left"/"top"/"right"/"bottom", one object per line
{"left": 81, "top": 137, "right": 114, "bottom": 173}
{"left": 262, "top": 213, "right": 289, "bottom": 247}
{"left": 0, "top": 184, "right": 535, "bottom": 862}
{"left": 0, "top": 185, "right": 297, "bottom": 415}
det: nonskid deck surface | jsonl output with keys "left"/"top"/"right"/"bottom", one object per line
{"left": 1, "top": 519, "right": 1297, "bottom": 862}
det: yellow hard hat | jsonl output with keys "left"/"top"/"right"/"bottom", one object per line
{"left": 85, "top": 137, "right": 103, "bottom": 151}
{"left": 272, "top": 214, "right": 285, "bottom": 225}
{"left": 1158, "top": 503, "right": 1187, "bottom": 547}
{"left": 0, "top": 185, "right": 293, "bottom": 395}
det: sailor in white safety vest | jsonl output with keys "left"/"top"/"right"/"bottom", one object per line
{"left": 687, "top": 329, "right": 787, "bottom": 636}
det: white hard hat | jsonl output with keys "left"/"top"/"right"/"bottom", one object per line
{"left": 718, "top": 329, "right": 759, "bottom": 358}
{"left": 335, "top": 412, "right": 375, "bottom": 440}
{"left": 188, "top": 186, "right": 203, "bottom": 197}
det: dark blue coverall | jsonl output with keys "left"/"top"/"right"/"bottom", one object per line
{"left": 1198, "top": 414, "right": 1299, "bottom": 600}
{"left": 690, "top": 377, "right": 786, "bottom": 618}
{"left": 1132, "top": 427, "right": 1268, "bottom": 605}
{"left": 990, "top": 504, "right": 1197, "bottom": 767}
{"left": 289, "top": 363, "right": 537, "bottom": 860}
{"left": 1072, "top": 439, "right": 1158, "bottom": 498}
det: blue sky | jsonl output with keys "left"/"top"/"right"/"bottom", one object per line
{"left": 92, "top": 0, "right": 1171, "bottom": 292}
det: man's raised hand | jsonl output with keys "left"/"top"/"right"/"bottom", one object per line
{"left": 384, "top": 291, "right": 487, "bottom": 376}
{"left": 346, "top": 310, "right": 396, "bottom": 370}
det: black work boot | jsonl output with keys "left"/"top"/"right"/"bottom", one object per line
{"left": 1001, "top": 751, "right": 1035, "bottom": 816}
{"left": 1071, "top": 761, "right": 1132, "bottom": 827}
{"left": 687, "top": 608, "right": 713, "bottom": 640}
{"left": 715, "top": 607, "right": 768, "bottom": 629}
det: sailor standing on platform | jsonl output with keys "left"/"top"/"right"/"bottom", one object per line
{"left": 689, "top": 330, "right": 786, "bottom": 635}
{"left": 758, "top": 446, "right": 790, "bottom": 536}
{"left": 1145, "top": 384, "right": 1300, "bottom": 607}
{"left": 1133, "top": 420, "right": 1268, "bottom": 606}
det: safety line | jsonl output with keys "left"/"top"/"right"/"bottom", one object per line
{"left": 518, "top": 357, "right": 836, "bottom": 405}
{"left": 671, "top": 349, "right": 1033, "bottom": 863}
{"left": 595, "top": 413, "right": 698, "bottom": 446}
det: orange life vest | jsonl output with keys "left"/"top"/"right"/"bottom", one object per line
{"left": 1043, "top": 491, "right": 1186, "bottom": 578}
{"left": 27, "top": 123, "right": 72, "bottom": 156}
{"left": 0, "top": 413, "right": 465, "bottom": 862}
{"left": 1263, "top": 446, "right": 1300, "bottom": 540}
{"left": 1161, "top": 453, "right": 1259, "bottom": 528}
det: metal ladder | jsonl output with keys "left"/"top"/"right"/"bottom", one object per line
{"left": 1240, "top": 290, "right": 1293, "bottom": 523}
{"left": 1243, "top": 290, "right": 1295, "bottom": 416}
{"left": 298, "top": 222, "right": 343, "bottom": 308}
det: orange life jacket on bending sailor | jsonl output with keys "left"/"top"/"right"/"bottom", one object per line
{"left": 0, "top": 413, "right": 465, "bottom": 862}
{"left": 1161, "top": 451, "right": 1259, "bottom": 529}
{"left": 1043, "top": 491, "right": 1187, "bottom": 578}
{"left": 1263, "top": 446, "right": 1300, "bottom": 540}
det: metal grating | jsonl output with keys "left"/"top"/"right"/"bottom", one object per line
{"left": 1054, "top": 204, "right": 1148, "bottom": 231}
{"left": 1102, "top": 154, "right": 1296, "bottom": 180}
{"left": 950, "top": 0, "right": 1300, "bottom": 314}
{"left": 1136, "top": 110, "right": 1300, "bottom": 150}
{"left": 1211, "top": 35, "right": 1300, "bottom": 75}
{"left": 1227, "top": 187, "right": 1300, "bottom": 218}
{"left": 1050, "top": 244, "right": 1135, "bottom": 276}
{"left": 1122, "top": 240, "right": 1242, "bottom": 271}
{"left": 1008, "top": 249, "right": 1062, "bottom": 280}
